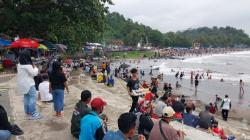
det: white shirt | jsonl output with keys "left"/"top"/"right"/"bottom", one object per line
{"left": 39, "top": 81, "right": 52, "bottom": 101}
{"left": 17, "top": 64, "right": 38, "bottom": 94}
{"left": 222, "top": 98, "right": 231, "bottom": 110}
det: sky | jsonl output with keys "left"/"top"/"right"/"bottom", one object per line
{"left": 109, "top": 0, "right": 250, "bottom": 35}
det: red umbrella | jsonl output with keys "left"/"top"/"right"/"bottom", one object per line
{"left": 11, "top": 38, "right": 39, "bottom": 48}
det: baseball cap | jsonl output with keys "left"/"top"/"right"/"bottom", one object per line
{"left": 91, "top": 98, "right": 107, "bottom": 109}
{"left": 162, "top": 106, "right": 175, "bottom": 118}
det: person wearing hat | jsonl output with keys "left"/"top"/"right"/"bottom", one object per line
{"left": 79, "top": 97, "right": 107, "bottom": 140}
{"left": 148, "top": 106, "right": 185, "bottom": 140}
{"left": 71, "top": 90, "right": 92, "bottom": 138}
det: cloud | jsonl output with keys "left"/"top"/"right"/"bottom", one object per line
{"left": 109, "top": 0, "right": 250, "bottom": 35}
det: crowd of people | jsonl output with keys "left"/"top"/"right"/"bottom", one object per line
{"left": 0, "top": 49, "right": 239, "bottom": 140}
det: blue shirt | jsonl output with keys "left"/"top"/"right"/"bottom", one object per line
{"left": 183, "top": 113, "right": 199, "bottom": 128}
{"left": 79, "top": 111, "right": 102, "bottom": 140}
{"left": 103, "top": 130, "right": 126, "bottom": 140}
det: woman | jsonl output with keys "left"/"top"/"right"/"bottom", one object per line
{"left": 17, "top": 51, "right": 42, "bottom": 120}
{"left": 49, "top": 61, "right": 69, "bottom": 117}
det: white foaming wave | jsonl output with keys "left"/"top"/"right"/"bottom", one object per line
{"left": 158, "top": 62, "right": 250, "bottom": 83}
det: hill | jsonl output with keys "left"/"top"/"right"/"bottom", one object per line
{"left": 104, "top": 12, "right": 250, "bottom": 48}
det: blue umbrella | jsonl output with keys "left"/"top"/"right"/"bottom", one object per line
{"left": 0, "top": 38, "right": 11, "bottom": 47}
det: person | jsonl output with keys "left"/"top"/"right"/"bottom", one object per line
{"left": 172, "top": 101, "right": 184, "bottom": 123}
{"left": 180, "top": 95, "right": 185, "bottom": 105}
{"left": 154, "top": 94, "right": 168, "bottom": 118}
{"left": 212, "top": 121, "right": 226, "bottom": 139}
{"left": 142, "top": 80, "right": 149, "bottom": 88}
{"left": 215, "top": 94, "right": 222, "bottom": 110}
{"left": 194, "top": 79, "right": 199, "bottom": 88}
{"left": 168, "top": 84, "right": 173, "bottom": 95}
{"left": 150, "top": 77, "right": 159, "bottom": 98}
{"left": 38, "top": 74, "right": 52, "bottom": 102}
{"left": 103, "top": 113, "right": 145, "bottom": 140}
{"left": 79, "top": 98, "right": 107, "bottom": 140}
{"left": 239, "top": 79, "right": 244, "bottom": 96}
{"left": 136, "top": 102, "right": 154, "bottom": 139}
{"left": 127, "top": 68, "right": 141, "bottom": 112}
{"left": 71, "top": 90, "right": 92, "bottom": 138}
{"left": 209, "top": 103, "right": 216, "bottom": 114}
{"left": 183, "top": 106, "right": 199, "bottom": 128}
{"left": 175, "top": 81, "right": 181, "bottom": 89}
{"left": 148, "top": 106, "right": 185, "bottom": 140}
{"left": 163, "top": 83, "right": 168, "bottom": 94}
{"left": 198, "top": 105, "right": 215, "bottom": 129}
{"left": 221, "top": 95, "right": 231, "bottom": 121}
{"left": 175, "top": 71, "right": 179, "bottom": 78}
{"left": 101, "top": 62, "right": 106, "bottom": 73}
{"left": 17, "top": 51, "right": 42, "bottom": 120}
{"left": 0, "top": 105, "right": 11, "bottom": 140}
{"left": 49, "top": 61, "right": 69, "bottom": 117}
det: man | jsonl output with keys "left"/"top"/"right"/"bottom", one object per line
{"left": 154, "top": 94, "right": 168, "bottom": 118}
{"left": 127, "top": 68, "right": 141, "bottom": 112}
{"left": 79, "top": 98, "right": 107, "bottom": 140}
{"left": 38, "top": 74, "right": 52, "bottom": 102}
{"left": 183, "top": 106, "right": 199, "bottom": 128}
{"left": 149, "top": 106, "right": 185, "bottom": 140}
{"left": 198, "top": 105, "right": 215, "bottom": 129}
{"left": 103, "top": 113, "right": 145, "bottom": 140}
{"left": 221, "top": 95, "right": 231, "bottom": 121}
{"left": 71, "top": 90, "right": 92, "bottom": 138}
{"left": 239, "top": 79, "right": 244, "bottom": 97}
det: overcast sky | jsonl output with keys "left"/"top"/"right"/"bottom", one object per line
{"left": 109, "top": 0, "right": 250, "bottom": 35}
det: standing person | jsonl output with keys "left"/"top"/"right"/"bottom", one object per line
{"left": 79, "top": 98, "right": 107, "bottom": 140}
{"left": 148, "top": 107, "right": 185, "bottom": 140}
{"left": 17, "top": 51, "right": 42, "bottom": 120}
{"left": 151, "top": 77, "right": 159, "bottom": 98}
{"left": 221, "top": 95, "right": 231, "bottom": 121}
{"left": 194, "top": 79, "right": 199, "bottom": 95}
{"left": 209, "top": 103, "right": 216, "bottom": 114}
{"left": 127, "top": 68, "right": 141, "bottom": 113}
{"left": 103, "top": 113, "right": 145, "bottom": 140}
{"left": 71, "top": 90, "right": 92, "bottom": 138}
{"left": 239, "top": 79, "right": 244, "bottom": 97}
{"left": 49, "top": 61, "right": 69, "bottom": 117}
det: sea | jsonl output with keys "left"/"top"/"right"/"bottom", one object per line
{"left": 112, "top": 51, "right": 250, "bottom": 110}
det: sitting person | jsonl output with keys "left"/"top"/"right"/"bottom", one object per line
{"left": 198, "top": 105, "right": 216, "bottom": 130}
{"left": 149, "top": 106, "right": 185, "bottom": 140}
{"left": 209, "top": 103, "right": 216, "bottom": 114}
{"left": 38, "top": 74, "right": 52, "bottom": 102}
{"left": 0, "top": 105, "right": 11, "bottom": 140}
{"left": 103, "top": 113, "right": 144, "bottom": 140}
{"left": 142, "top": 80, "right": 149, "bottom": 88}
{"left": 212, "top": 121, "right": 227, "bottom": 139}
{"left": 172, "top": 100, "right": 184, "bottom": 123}
{"left": 79, "top": 98, "right": 107, "bottom": 140}
{"left": 154, "top": 94, "right": 168, "bottom": 118}
{"left": 183, "top": 106, "right": 199, "bottom": 128}
{"left": 71, "top": 90, "right": 92, "bottom": 138}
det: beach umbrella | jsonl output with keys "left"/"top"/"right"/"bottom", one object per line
{"left": 0, "top": 38, "right": 11, "bottom": 47}
{"left": 39, "top": 40, "right": 56, "bottom": 49}
{"left": 38, "top": 44, "right": 48, "bottom": 50}
{"left": 11, "top": 38, "right": 39, "bottom": 48}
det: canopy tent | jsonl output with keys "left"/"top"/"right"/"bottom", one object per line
{"left": 38, "top": 44, "right": 48, "bottom": 50}
{"left": 39, "top": 40, "right": 56, "bottom": 49}
{"left": 0, "top": 38, "right": 11, "bottom": 47}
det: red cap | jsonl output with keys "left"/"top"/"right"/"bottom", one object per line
{"left": 91, "top": 98, "right": 107, "bottom": 109}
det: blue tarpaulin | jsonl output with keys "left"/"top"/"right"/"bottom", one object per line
{"left": 0, "top": 38, "right": 11, "bottom": 47}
